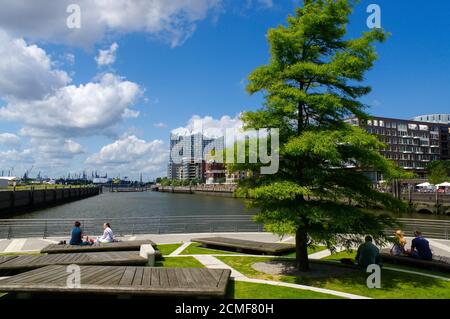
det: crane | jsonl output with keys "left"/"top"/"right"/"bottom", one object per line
{"left": 23, "top": 165, "right": 34, "bottom": 181}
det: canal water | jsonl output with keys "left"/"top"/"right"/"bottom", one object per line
{"left": 1, "top": 191, "right": 448, "bottom": 220}
{"left": 2, "top": 191, "right": 256, "bottom": 219}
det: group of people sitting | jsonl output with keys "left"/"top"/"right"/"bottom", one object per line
{"left": 355, "top": 230, "right": 433, "bottom": 268}
{"left": 68, "top": 221, "right": 116, "bottom": 246}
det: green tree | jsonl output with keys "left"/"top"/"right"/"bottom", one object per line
{"left": 428, "top": 161, "right": 450, "bottom": 185}
{"left": 232, "top": 0, "right": 409, "bottom": 271}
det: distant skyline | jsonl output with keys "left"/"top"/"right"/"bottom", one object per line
{"left": 1, "top": 0, "right": 450, "bottom": 180}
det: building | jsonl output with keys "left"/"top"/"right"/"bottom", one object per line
{"left": 205, "top": 161, "right": 226, "bottom": 184}
{"left": 412, "top": 114, "right": 450, "bottom": 160}
{"left": 413, "top": 114, "right": 450, "bottom": 124}
{"left": 167, "top": 133, "right": 225, "bottom": 181}
{"left": 347, "top": 115, "right": 450, "bottom": 177}
{"left": 0, "top": 176, "right": 17, "bottom": 188}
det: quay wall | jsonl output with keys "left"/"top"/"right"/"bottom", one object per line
{"left": 0, "top": 186, "right": 101, "bottom": 214}
{"left": 157, "top": 185, "right": 237, "bottom": 197}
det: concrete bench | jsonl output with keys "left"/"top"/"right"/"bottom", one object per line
{"left": 41, "top": 240, "right": 156, "bottom": 254}
{"left": 380, "top": 252, "right": 450, "bottom": 273}
{"left": 191, "top": 237, "right": 295, "bottom": 255}
{"left": 0, "top": 265, "right": 231, "bottom": 298}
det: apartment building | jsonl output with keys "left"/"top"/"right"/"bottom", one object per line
{"left": 347, "top": 115, "right": 450, "bottom": 176}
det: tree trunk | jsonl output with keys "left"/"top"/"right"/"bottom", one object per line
{"left": 295, "top": 227, "right": 310, "bottom": 271}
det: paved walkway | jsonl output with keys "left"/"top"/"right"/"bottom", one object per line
{"left": 167, "top": 244, "right": 369, "bottom": 299}
{"left": 1, "top": 233, "right": 450, "bottom": 299}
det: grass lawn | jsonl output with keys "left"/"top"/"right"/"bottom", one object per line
{"left": 180, "top": 242, "right": 326, "bottom": 257}
{"left": 155, "top": 243, "right": 182, "bottom": 256}
{"left": 180, "top": 243, "right": 236, "bottom": 255}
{"left": 217, "top": 256, "right": 450, "bottom": 299}
{"left": 155, "top": 256, "right": 205, "bottom": 268}
{"left": 0, "top": 252, "right": 42, "bottom": 257}
{"left": 227, "top": 280, "right": 341, "bottom": 299}
{"left": 323, "top": 250, "right": 450, "bottom": 279}
{"left": 282, "top": 245, "right": 328, "bottom": 258}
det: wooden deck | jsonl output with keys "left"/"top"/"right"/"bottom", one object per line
{"left": 191, "top": 237, "right": 295, "bottom": 255}
{"left": 0, "top": 252, "right": 146, "bottom": 275}
{"left": 41, "top": 240, "right": 155, "bottom": 254}
{"left": 0, "top": 265, "right": 231, "bottom": 297}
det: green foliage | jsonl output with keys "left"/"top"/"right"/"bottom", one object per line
{"left": 235, "top": 0, "right": 409, "bottom": 269}
{"left": 427, "top": 160, "right": 450, "bottom": 185}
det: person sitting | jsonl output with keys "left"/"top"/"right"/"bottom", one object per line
{"left": 408, "top": 230, "right": 432, "bottom": 261}
{"left": 69, "top": 221, "right": 92, "bottom": 246}
{"left": 390, "top": 230, "right": 407, "bottom": 256}
{"left": 95, "top": 223, "right": 115, "bottom": 243}
{"left": 355, "top": 236, "right": 380, "bottom": 268}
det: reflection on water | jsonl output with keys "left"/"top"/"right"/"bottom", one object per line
{"left": 2, "top": 191, "right": 448, "bottom": 221}
{"left": 4, "top": 191, "right": 256, "bottom": 219}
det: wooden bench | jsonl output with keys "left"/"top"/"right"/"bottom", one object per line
{"left": 0, "top": 265, "right": 231, "bottom": 298}
{"left": 0, "top": 252, "right": 147, "bottom": 275}
{"left": 191, "top": 237, "right": 295, "bottom": 255}
{"left": 41, "top": 240, "right": 156, "bottom": 254}
{"left": 380, "top": 252, "right": 450, "bottom": 273}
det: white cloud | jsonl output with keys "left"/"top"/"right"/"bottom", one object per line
{"left": 0, "top": 73, "right": 142, "bottom": 138}
{"left": 64, "top": 53, "right": 76, "bottom": 65}
{"left": 0, "top": 0, "right": 222, "bottom": 48}
{"left": 154, "top": 122, "right": 168, "bottom": 128}
{"left": 96, "top": 42, "right": 119, "bottom": 66}
{"left": 30, "top": 138, "right": 85, "bottom": 159}
{"left": 0, "top": 31, "right": 70, "bottom": 101}
{"left": 171, "top": 114, "right": 243, "bottom": 138}
{"left": 0, "top": 133, "right": 20, "bottom": 147}
{"left": 86, "top": 135, "right": 168, "bottom": 175}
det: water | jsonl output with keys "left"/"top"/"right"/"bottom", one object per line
{"left": 3, "top": 191, "right": 256, "bottom": 219}
{"left": 2, "top": 191, "right": 448, "bottom": 221}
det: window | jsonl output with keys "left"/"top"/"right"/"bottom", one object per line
{"left": 408, "top": 123, "right": 418, "bottom": 130}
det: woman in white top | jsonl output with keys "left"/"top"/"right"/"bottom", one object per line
{"left": 96, "top": 223, "right": 114, "bottom": 243}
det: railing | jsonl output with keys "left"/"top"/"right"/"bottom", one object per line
{"left": 0, "top": 215, "right": 263, "bottom": 239}
{"left": 0, "top": 216, "right": 449, "bottom": 240}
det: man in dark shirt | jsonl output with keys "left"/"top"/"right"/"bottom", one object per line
{"left": 70, "top": 221, "right": 89, "bottom": 245}
{"left": 410, "top": 230, "right": 432, "bottom": 261}
{"left": 355, "top": 236, "right": 380, "bottom": 268}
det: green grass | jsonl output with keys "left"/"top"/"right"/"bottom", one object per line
{"left": 155, "top": 256, "right": 205, "bottom": 268}
{"left": 282, "top": 245, "right": 328, "bottom": 258}
{"left": 155, "top": 243, "right": 182, "bottom": 256}
{"left": 322, "top": 250, "right": 356, "bottom": 261}
{"left": 217, "top": 256, "right": 450, "bottom": 299}
{"left": 0, "top": 252, "right": 42, "bottom": 257}
{"left": 180, "top": 242, "right": 326, "bottom": 257}
{"left": 226, "top": 280, "right": 341, "bottom": 299}
{"left": 3, "top": 184, "right": 92, "bottom": 191}
{"left": 180, "top": 243, "right": 236, "bottom": 255}
{"left": 323, "top": 250, "right": 450, "bottom": 280}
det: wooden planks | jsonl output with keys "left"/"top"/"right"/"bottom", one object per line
{"left": 0, "top": 251, "right": 147, "bottom": 274}
{"left": 191, "top": 237, "right": 295, "bottom": 255}
{"left": 41, "top": 240, "right": 156, "bottom": 254}
{"left": 0, "top": 265, "right": 231, "bottom": 297}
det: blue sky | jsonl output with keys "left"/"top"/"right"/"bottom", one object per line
{"left": 0, "top": 0, "right": 449, "bottom": 180}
